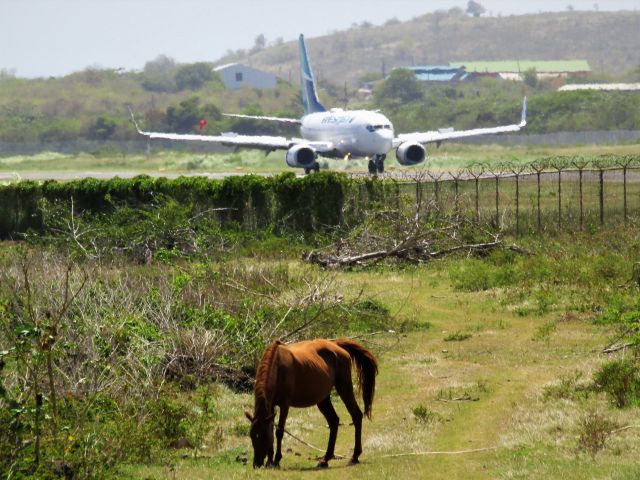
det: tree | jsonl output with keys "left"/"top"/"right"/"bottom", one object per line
{"left": 174, "top": 63, "right": 214, "bottom": 91}
{"left": 90, "top": 115, "right": 118, "bottom": 140}
{"left": 166, "top": 96, "right": 202, "bottom": 132}
{"left": 141, "top": 55, "right": 177, "bottom": 92}
{"left": 251, "top": 34, "right": 267, "bottom": 53}
{"left": 466, "top": 1, "right": 486, "bottom": 17}
{"left": 523, "top": 68, "right": 539, "bottom": 88}
{"left": 143, "top": 55, "right": 176, "bottom": 75}
{"left": 374, "top": 68, "right": 424, "bottom": 105}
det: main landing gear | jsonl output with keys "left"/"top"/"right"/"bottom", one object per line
{"left": 367, "top": 154, "right": 386, "bottom": 175}
{"left": 304, "top": 163, "right": 320, "bottom": 175}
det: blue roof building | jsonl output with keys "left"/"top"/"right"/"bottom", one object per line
{"left": 401, "top": 65, "right": 466, "bottom": 83}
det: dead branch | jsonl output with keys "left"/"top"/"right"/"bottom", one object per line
{"left": 382, "top": 446, "right": 497, "bottom": 458}
{"left": 603, "top": 343, "right": 635, "bottom": 354}
{"left": 304, "top": 239, "right": 509, "bottom": 269}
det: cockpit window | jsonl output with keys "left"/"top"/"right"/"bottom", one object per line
{"left": 367, "top": 124, "right": 392, "bottom": 132}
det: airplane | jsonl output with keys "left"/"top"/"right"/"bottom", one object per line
{"left": 131, "top": 34, "right": 527, "bottom": 175}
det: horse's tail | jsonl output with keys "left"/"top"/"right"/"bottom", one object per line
{"left": 335, "top": 338, "right": 378, "bottom": 419}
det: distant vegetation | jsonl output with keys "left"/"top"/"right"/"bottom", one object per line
{"left": 1, "top": 10, "right": 640, "bottom": 151}
{"left": 233, "top": 10, "right": 640, "bottom": 86}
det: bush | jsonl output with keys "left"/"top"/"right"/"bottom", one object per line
{"left": 576, "top": 410, "right": 619, "bottom": 457}
{"left": 412, "top": 404, "right": 443, "bottom": 423}
{"left": 444, "top": 332, "right": 472, "bottom": 342}
{"left": 593, "top": 359, "right": 640, "bottom": 408}
{"left": 542, "top": 370, "right": 590, "bottom": 401}
{"left": 449, "top": 259, "right": 518, "bottom": 292}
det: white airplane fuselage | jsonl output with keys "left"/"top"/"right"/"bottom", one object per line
{"left": 300, "top": 109, "right": 394, "bottom": 158}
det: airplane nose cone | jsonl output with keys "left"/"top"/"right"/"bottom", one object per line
{"left": 377, "top": 130, "right": 394, "bottom": 153}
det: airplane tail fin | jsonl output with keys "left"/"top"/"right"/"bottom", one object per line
{"left": 299, "top": 34, "right": 326, "bottom": 115}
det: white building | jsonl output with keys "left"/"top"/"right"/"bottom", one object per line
{"left": 213, "top": 63, "right": 278, "bottom": 90}
{"left": 559, "top": 84, "right": 640, "bottom": 92}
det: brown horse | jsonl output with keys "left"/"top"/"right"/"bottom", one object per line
{"left": 245, "top": 338, "right": 378, "bottom": 468}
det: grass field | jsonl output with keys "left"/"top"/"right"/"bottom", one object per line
{"left": 1, "top": 143, "right": 639, "bottom": 179}
{"left": 2, "top": 154, "right": 640, "bottom": 479}
{"left": 117, "top": 253, "right": 640, "bottom": 480}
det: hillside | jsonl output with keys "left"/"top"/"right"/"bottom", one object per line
{"left": 221, "top": 10, "right": 640, "bottom": 86}
{"left": 1, "top": 9, "right": 640, "bottom": 150}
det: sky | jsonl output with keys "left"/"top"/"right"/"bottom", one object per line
{"left": 1, "top": 0, "right": 639, "bottom": 78}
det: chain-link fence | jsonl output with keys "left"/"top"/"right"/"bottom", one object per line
{"left": 1, "top": 155, "right": 639, "bottom": 238}
{"left": 382, "top": 156, "right": 640, "bottom": 235}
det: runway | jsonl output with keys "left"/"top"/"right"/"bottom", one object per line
{"left": 0, "top": 171, "right": 271, "bottom": 182}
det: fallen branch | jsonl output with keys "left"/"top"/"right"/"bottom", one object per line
{"left": 437, "top": 395, "right": 479, "bottom": 403}
{"left": 611, "top": 425, "right": 640, "bottom": 434}
{"left": 284, "top": 428, "right": 496, "bottom": 459}
{"left": 284, "top": 429, "right": 346, "bottom": 459}
{"left": 304, "top": 240, "right": 516, "bottom": 269}
{"left": 603, "top": 343, "right": 634, "bottom": 354}
{"left": 382, "top": 446, "right": 497, "bottom": 458}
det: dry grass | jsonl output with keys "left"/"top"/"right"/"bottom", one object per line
{"left": 120, "top": 265, "right": 640, "bottom": 479}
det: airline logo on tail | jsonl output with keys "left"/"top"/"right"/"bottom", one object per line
{"left": 299, "top": 34, "right": 326, "bottom": 115}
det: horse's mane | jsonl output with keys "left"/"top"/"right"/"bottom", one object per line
{"left": 254, "top": 340, "right": 282, "bottom": 416}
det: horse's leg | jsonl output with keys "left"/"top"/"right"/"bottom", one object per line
{"left": 336, "top": 379, "right": 364, "bottom": 464}
{"left": 274, "top": 404, "right": 289, "bottom": 467}
{"left": 317, "top": 396, "right": 340, "bottom": 468}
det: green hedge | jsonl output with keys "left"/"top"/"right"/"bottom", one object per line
{"left": 0, "top": 172, "right": 396, "bottom": 238}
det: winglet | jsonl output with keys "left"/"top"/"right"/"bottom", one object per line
{"left": 520, "top": 97, "right": 527, "bottom": 127}
{"left": 127, "top": 106, "right": 144, "bottom": 134}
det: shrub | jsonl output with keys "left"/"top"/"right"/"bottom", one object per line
{"left": 576, "top": 410, "right": 619, "bottom": 457}
{"left": 532, "top": 320, "right": 557, "bottom": 342}
{"left": 444, "top": 332, "right": 472, "bottom": 342}
{"left": 542, "top": 370, "right": 590, "bottom": 401}
{"left": 449, "top": 259, "right": 518, "bottom": 292}
{"left": 593, "top": 359, "right": 640, "bottom": 408}
{"left": 412, "top": 404, "right": 443, "bottom": 423}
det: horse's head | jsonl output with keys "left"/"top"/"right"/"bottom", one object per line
{"left": 245, "top": 411, "right": 275, "bottom": 468}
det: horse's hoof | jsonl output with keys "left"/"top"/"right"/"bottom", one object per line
{"left": 317, "top": 460, "right": 329, "bottom": 469}
{"left": 349, "top": 458, "right": 360, "bottom": 465}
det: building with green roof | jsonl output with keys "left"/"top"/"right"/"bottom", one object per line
{"left": 450, "top": 60, "right": 591, "bottom": 80}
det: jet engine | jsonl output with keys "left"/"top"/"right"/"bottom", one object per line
{"left": 395, "top": 142, "right": 426, "bottom": 166}
{"left": 286, "top": 144, "right": 318, "bottom": 169}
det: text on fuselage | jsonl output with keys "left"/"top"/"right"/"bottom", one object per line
{"left": 321, "top": 116, "right": 355, "bottom": 125}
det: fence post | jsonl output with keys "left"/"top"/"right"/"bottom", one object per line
{"left": 467, "top": 163, "right": 485, "bottom": 225}
{"left": 427, "top": 171, "right": 444, "bottom": 216}
{"left": 530, "top": 160, "right": 547, "bottom": 233}
{"left": 571, "top": 158, "right": 588, "bottom": 232}
{"left": 448, "top": 171, "right": 462, "bottom": 218}
{"left": 488, "top": 166, "right": 503, "bottom": 230}
{"left": 412, "top": 170, "right": 429, "bottom": 219}
{"left": 615, "top": 156, "right": 634, "bottom": 224}
{"left": 550, "top": 158, "right": 567, "bottom": 231}
{"left": 509, "top": 164, "right": 526, "bottom": 237}
{"left": 592, "top": 158, "right": 611, "bottom": 227}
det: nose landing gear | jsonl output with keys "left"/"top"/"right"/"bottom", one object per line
{"left": 367, "top": 154, "right": 386, "bottom": 175}
{"left": 304, "top": 163, "right": 321, "bottom": 175}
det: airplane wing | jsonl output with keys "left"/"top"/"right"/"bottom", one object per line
{"left": 222, "top": 113, "right": 302, "bottom": 125}
{"left": 129, "top": 110, "right": 332, "bottom": 152}
{"left": 394, "top": 97, "right": 527, "bottom": 147}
